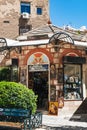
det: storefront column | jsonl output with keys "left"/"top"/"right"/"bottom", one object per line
{"left": 83, "top": 64, "right": 87, "bottom": 98}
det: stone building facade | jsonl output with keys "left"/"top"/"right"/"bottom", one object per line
{"left": 0, "top": 0, "right": 87, "bottom": 117}
{"left": 0, "top": 0, "right": 49, "bottom": 39}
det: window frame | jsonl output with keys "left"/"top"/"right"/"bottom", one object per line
{"left": 36, "top": 7, "right": 42, "bottom": 15}
{"left": 20, "top": 2, "right": 31, "bottom": 14}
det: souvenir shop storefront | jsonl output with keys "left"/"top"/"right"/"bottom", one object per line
{"left": 23, "top": 44, "right": 87, "bottom": 114}
{"left": 0, "top": 32, "right": 87, "bottom": 114}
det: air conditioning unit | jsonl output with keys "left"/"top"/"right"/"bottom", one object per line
{"left": 22, "top": 12, "right": 29, "bottom": 19}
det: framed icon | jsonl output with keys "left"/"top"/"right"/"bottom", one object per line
{"left": 74, "top": 76, "right": 79, "bottom": 83}
{"left": 69, "top": 76, "right": 74, "bottom": 83}
{"left": 73, "top": 84, "right": 76, "bottom": 88}
{"left": 50, "top": 64, "right": 56, "bottom": 79}
{"left": 58, "top": 97, "right": 64, "bottom": 108}
{"left": 58, "top": 68, "right": 63, "bottom": 83}
{"left": 50, "top": 85, "right": 56, "bottom": 101}
{"left": 49, "top": 101, "right": 58, "bottom": 115}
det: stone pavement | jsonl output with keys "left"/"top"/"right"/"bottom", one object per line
{"left": 0, "top": 114, "right": 87, "bottom": 130}
{"left": 35, "top": 114, "right": 87, "bottom": 130}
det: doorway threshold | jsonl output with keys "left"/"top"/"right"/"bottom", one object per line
{"left": 37, "top": 109, "right": 48, "bottom": 115}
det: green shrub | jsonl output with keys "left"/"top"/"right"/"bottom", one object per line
{"left": 0, "top": 81, "right": 37, "bottom": 113}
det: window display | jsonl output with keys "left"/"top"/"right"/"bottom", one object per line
{"left": 64, "top": 64, "right": 82, "bottom": 100}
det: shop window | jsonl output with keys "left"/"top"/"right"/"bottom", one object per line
{"left": 20, "top": 2, "right": 31, "bottom": 14}
{"left": 37, "top": 7, "right": 42, "bottom": 15}
{"left": 63, "top": 64, "right": 82, "bottom": 100}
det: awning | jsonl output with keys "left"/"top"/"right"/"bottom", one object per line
{"left": 4, "top": 38, "right": 49, "bottom": 47}
{"left": 74, "top": 40, "right": 87, "bottom": 47}
{"left": 9, "top": 39, "right": 49, "bottom": 47}
{"left": 0, "top": 36, "right": 87, "bottom": 50}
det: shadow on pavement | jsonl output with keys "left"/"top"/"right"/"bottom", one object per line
{"left": 0, "top": 127, "right": 20, "bottom": 130}
{"left": 70, "top": 98, "right": 87, "bottom": 122}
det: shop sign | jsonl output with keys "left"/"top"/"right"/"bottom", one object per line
{"left": 63, "top": 56, "right": 86, "bottom": 64}
{"left": 29, "top": 64, "right": 48, "bottom": 72}
{"left": 27, "top": 34, "right": 48, "bottom": 40}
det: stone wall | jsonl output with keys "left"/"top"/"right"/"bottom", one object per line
{"left": 0, "top": 0, "right": 49, "bottom": 39}
{"left": 0, "top": 0, "right": 19, "bottom": 39}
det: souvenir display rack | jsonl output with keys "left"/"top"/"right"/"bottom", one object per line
{"left": 64, "top": 76, "right": 81, "bottom": 100}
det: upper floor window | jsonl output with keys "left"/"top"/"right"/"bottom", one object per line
{"left": 21, "top": 2, "right": 31, "bottom": 14}
{"left": 19, "top": 25, "right": 32, "bottom": 35}
{"left": 37, "top": 7, "right": 42, "bottom": 15}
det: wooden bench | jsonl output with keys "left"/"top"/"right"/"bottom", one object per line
{"left": 0, "top": 108, "right": 31, "bottom": 129}
{"left": 0, "top": 108, "right": 42, "bottom": 130}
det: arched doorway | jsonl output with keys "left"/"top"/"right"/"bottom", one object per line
{"left": 27, "top": 52, "right": 49, "bottom": 110}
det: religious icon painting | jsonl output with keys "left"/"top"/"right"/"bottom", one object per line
{"left": 49, "top": 101, "right": 58, "bottom": 115}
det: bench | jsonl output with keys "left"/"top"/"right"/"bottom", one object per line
{"left": 24, "top": 111, "right": 42, "bottom": 130}
{"left": 0, "top": 108, "right": 42, "bottom": 130}
{"left": 0, "top": 108, "right": 31, "bottom": 129}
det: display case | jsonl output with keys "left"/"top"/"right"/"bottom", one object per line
{"left": 63, "top": 64, "right": 82, "bottom": 100}
{"left": 64, "top": 76, "right": 81, "bottom": 100}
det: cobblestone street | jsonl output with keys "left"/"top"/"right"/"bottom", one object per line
{"left": 0, "top": 113, "right": 87, "bottom": 130}
{"left": 35, "top": 114, "right": 87, "bottom": 130}
{"left": 37, "top": 125, "right": 87, "bottom": 130}
{"left": 37, "top": 126, "right": 87, "bottom": 130}
{"left": 0, "top": 126, "right": 87, "bottom": 130}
